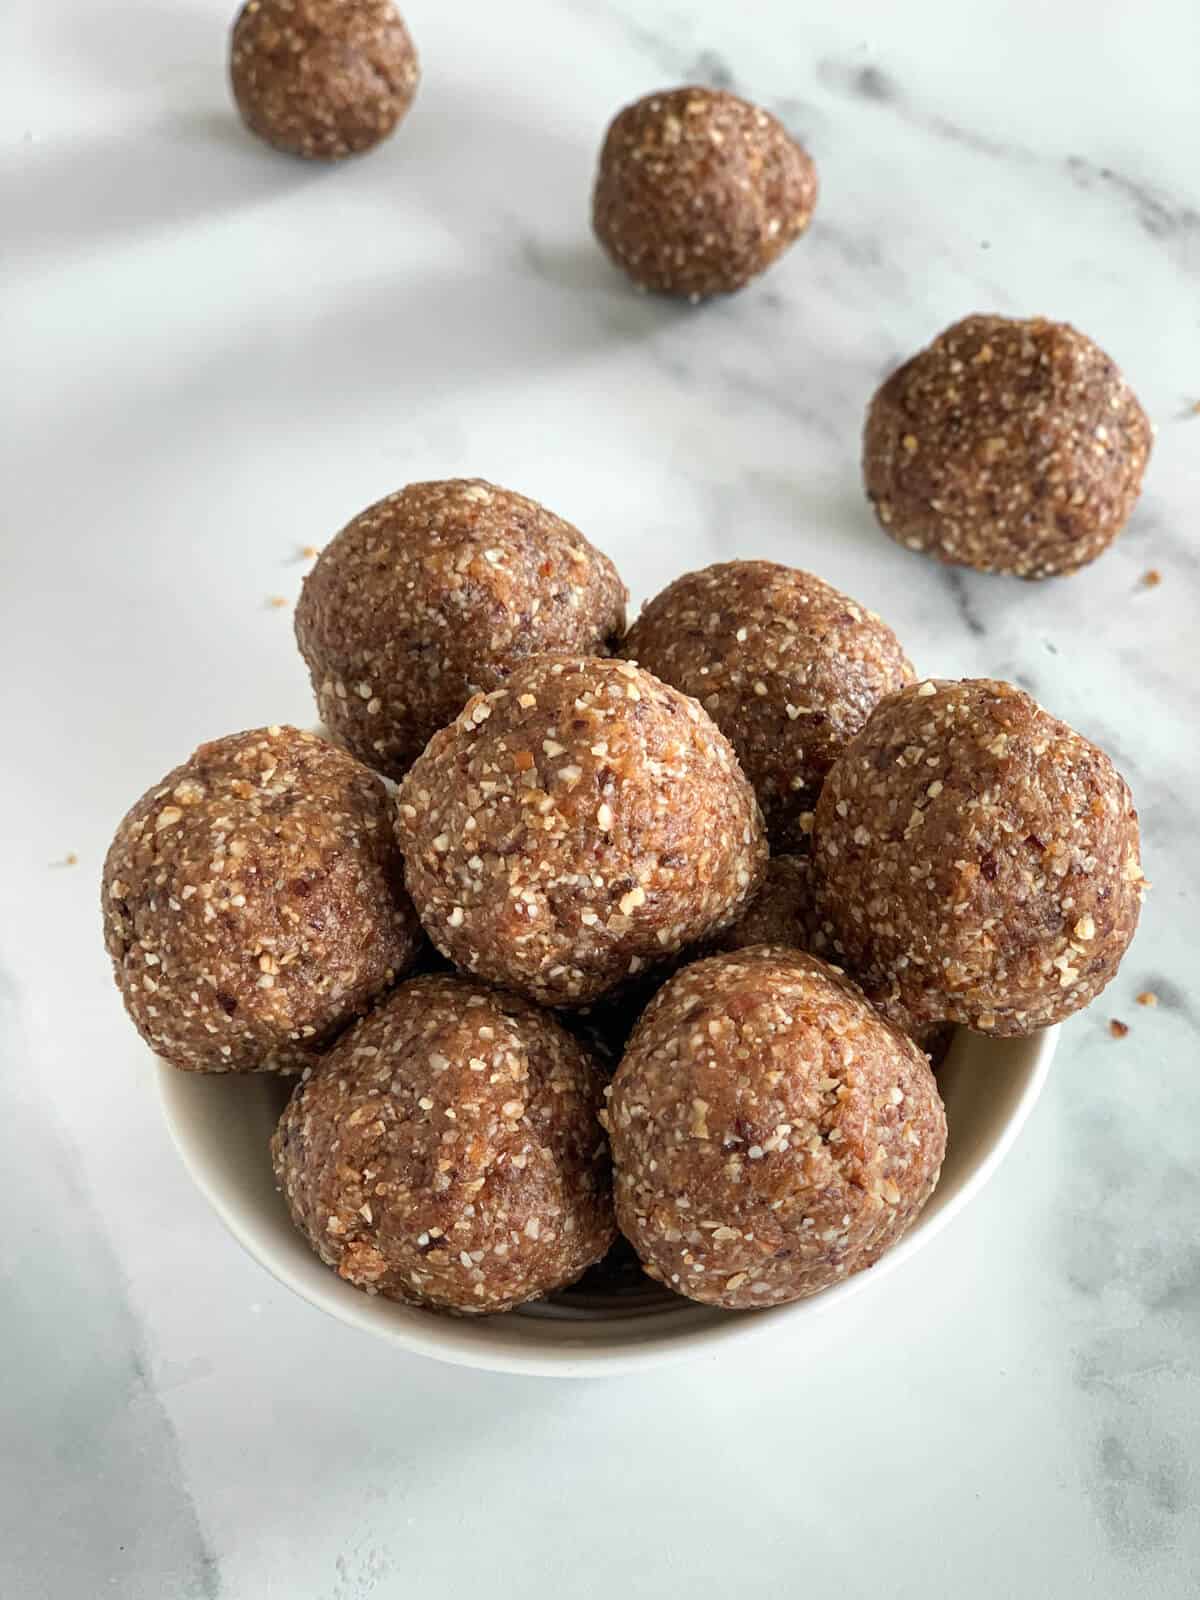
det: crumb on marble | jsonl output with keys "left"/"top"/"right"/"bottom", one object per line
{"left": 1136, "top": 990, "right": 1158, "bottom": 1007}
{"left": 267, "top": 594, "right": 289, "bottom": 609}
{"left": 1142, "top": 569, "right": 1162, "bottom": 588}
{"left": 1108, "top": 1018, "right": 1129, "bottom": 1039}
{"left": 52, "top": 851, "right": 79, "bottom": 868}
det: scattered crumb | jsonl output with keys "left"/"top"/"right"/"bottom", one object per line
{"left": 1136, "top": 991, "right": 1158, "bottom": 1008}
{"left": 298, "top": 545, "right": 321, "bottom": 561}
{"left": 51, "top": 851, "right": 79, "bottom": 868}
{"left": 267, "top": 595, "right": 289, "bottom": 609}
{"left": 1142, "top": 569, "right": 1162, "bottom": 588}
{"left": 1108, "top": 1018, "right": 1129, "bottom": 1039}
{"left": 1193, "top": 400, "right": 1200, "bottom": 415}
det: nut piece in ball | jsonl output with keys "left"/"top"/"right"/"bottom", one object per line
{"left": 814, "top": 679, "right": 1145, "bottom": 1034}
{"left": 607, "top": 947, "right": 947, "bottom": 1309}
{"left": 623, "top": 561, "right": 914, "bottom": 850}
{"left": 296, "top": 480, "right": 627, "bottom": 779}
{"left": 230, "top": 0, "right": 419, "bottom": 160}
{"left": 592, "top": 87, "right": 817, "bottom": 299}
{"left": 863, "top": 315, "right": 1151, "bottom": 577}
{"left": 102, "top": 727, "right": 422, "bottom": 1072}
{"left": 272, "top": 975, "right": 615, "bottom": 1313}
{"left": 395, "top": 655, "right": 768, "bottom": 1006}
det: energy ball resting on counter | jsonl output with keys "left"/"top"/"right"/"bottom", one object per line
{"left": 622, "top": 561, "right": 914, "bottom": 850}
{"left": 272, "top": 975, "right": 615, "bottom": 1314}
{"left": 606, "top": 947, "right": 947, "bottom": 1309}
{"left": 296, "top": 480, "right": 626, "bottom": 779}
{"left": 102, "top": 727, "right": 422, "bottom": 1073}
{"left": 230, "top": 0, "right": 419, "bottom": 160}
{"left": 395, "top": 655, "right": 768, "bottom": 1007}
{"left": 813, "top": 679, "right": 1145, "bottom": 1034}
{"left": 592, "top": 87, "right": 817, "bottom": 299}
{"left": 863, "top": 315, "right": 1151, "bottom": 577}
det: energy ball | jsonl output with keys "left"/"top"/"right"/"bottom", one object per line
{"left": 230, "top": 0, "right": 419, "bottom": 160}
{"left": 592, "top": 87, "right": 817, "bottom": 299}
{"left": 863, "top": 315, "right": 1151, "bottom": 578}
{"left": 813, "top": 679, "right": 1146, "bottom": 1034}
{"left": 606, "top": 947, "right": 947, "bottom": 1309}
{"left": 622, "top": 561, "right": 914, "bottom": 850}
{"left": 296, "top": 480, "right": 626, "bottom": 779}
{"left": 102, "top": 727, "right": 421, "bottom": 1073}
{"left": 710, "top": 853, "right": 818, "bottom": 954}
{"left": 272, "top": 975, "right": 615, "bottom": 1313}
{"left": 395, "top": 655, "right": 767, "bottom": 1006}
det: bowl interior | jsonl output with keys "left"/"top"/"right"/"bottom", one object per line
{"left": 157, "top": 1024, "right": 1054, "bottom": 1376}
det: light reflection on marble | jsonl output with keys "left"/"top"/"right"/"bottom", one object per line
{"left": 2, "top": 0, "right": 1197, "bottom": 1595}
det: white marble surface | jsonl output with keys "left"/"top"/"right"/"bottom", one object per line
{"left": 4, "top": 1, "right": 1199, "bottom": 1595}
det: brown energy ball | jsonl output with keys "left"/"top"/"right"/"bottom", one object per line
{"left": 230, "top": 0, "right": 419, "bottom": 160}
{"left": 102, "top": 727, "right": 421, "bottom": 1073}
{"left": 395, "top": 655, "right": 768, "bottom": 1007}
{"left": 863, "top": 315, "right": 1151, "bottom": 578}
{"left": 272, "top": 975, "right": 615, "bottom": 1313}
{"left": 813, "top": 678, "right": 1146, "bottom": 1035}
{"left": 296, "top": 480, "right": 626, "bottom": 779}
{"left": 592, "top": 87, "right": 817, "bottom": 299}
{"left": 622, "top": 561, "right": 914, "bottom": 850}
{"left": 606, "top": 947, "right": 947, "bottom": 1309}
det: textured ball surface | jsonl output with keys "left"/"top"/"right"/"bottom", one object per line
{"left": 863, "top": 315, "right": 1150, "bottom": 577}
{"left": 593, "top": 87, "right": 817, "bottom": 298}
{"left": 230, "top": 0, "right": 419, "bottom": 160}
{"left": 273, "top": 975, "right": 615, "bottom": 1313}
{"left": 813, "top": 679, "right": 1145, "bottom": 1033}
{"left": 623, "top": 561, "right": 914, "bottom": 850}
{"left": 395, "top": 655, "right": 767, "bottom": 1006}
{"left": 102, "top": 727, "right": 421, "bottom": 1072}
{"left": 607, "top": 947, "right": 946, "bottom": 1308}
{"left": 296, "top": 480, "right": 626, "bottom": 779}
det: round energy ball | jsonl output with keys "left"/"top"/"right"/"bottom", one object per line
{"left": 592, "top": 87, "right": 818, "bottom": 299}
{"left": 622, "top": 561, "right": 914, "bottom": 850}
{"left": 102, "top": 727, "right": 422, "bottom": 1073}
{"left": 813, "top": 678, "right": 1145, "bottom": 1034}
{"left": 296, "top": 479, "right": 626, "bottom": 779}
{"left": 272, "top": 975, "right": 615, "bottom": 1313}
{"left": 606, "top": 947, "right": 947, "bottom": 1309}
{"left": 395, "top": 655, "right": 768, "bottom": 1006}
{"left": 230, "top": 0, "right": 419, "bottom": 160}
{"left": 863, "top": 315, "right": 1151, "bottom": 577}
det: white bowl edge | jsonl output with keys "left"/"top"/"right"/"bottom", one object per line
{"left": 156, "top": 1024, "right": 1056, "bottom": 1379}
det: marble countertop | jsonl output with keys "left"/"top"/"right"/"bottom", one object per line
{"left": 4, "top": 1, "right": 1198, "bottom": 1595}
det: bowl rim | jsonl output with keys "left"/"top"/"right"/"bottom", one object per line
{"left": 156, "top": 1025, "right": 1056, "bottom": 1378}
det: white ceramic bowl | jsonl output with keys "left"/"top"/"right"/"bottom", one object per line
{"left": 157, "top": 1023, "right": 1054, "bottom": 1377}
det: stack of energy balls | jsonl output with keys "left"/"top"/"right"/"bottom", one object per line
{"left": 106, "top": 6, "right": 1151, "bottom": 1317}
{"left": 103, "top": 472, "right": 1145, "bottom": 1318}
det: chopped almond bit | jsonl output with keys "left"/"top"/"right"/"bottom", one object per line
{"left": 1108, "top": 1019, "right": 1129, "bottom": 1039}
